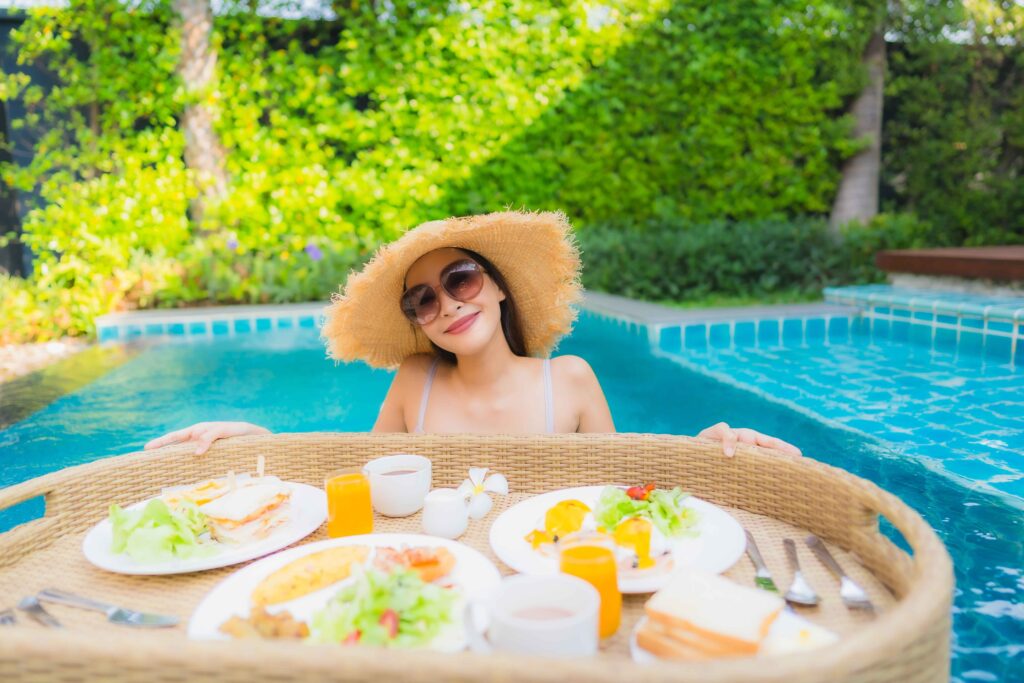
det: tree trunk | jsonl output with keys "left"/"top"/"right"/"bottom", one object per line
{"left": 830, "top": 30, "right": 886, "bottom": 234}
{"left": 174, "top": 0, "right": 228, "bottom": 232}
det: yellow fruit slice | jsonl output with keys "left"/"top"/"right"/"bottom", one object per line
{"left": 251, "top": 545, "right": 370, "bottom": 607}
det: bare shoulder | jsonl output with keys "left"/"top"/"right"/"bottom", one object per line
{"left": 550, "top": 354, "right": 598, "bottom": 385}
{"left": 393, "top": 353, "right": 437, "bottom": 388}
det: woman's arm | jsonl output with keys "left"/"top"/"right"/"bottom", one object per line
{"left": 144, "top": 421, "right": 271, "bottom": 455}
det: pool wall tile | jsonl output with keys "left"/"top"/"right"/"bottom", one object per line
{"left": 709, "top": 323, "right": 731, "bottom": 349}
{"left": 94, "top": 303, "right": 326, "bottom": 341}
{"left": 827, "top": 317, "right": 848, "bottom": 341}
{"left": 757, "top": 320, "right": 780, "bottom": 346}
{"left": 823, "top": 286, "right": 1024, "bottom": 362}
{"left": 659, "top": 326, "right": 682, "bottom": 353}
{"left": 782, "top": 319, "right": 803, "bottom": 345}
{"left": 806, "top": 318, "right": 826, "bottom": 341}
{"left": 683, "top": 324, "right": 706, "bottom": 351}
{"left": 734, "top": 322, "right": 756, "bottom": 347}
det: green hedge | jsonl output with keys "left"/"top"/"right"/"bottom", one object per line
{"left": 578, "top": 213, "right": 934, "bottom": 302}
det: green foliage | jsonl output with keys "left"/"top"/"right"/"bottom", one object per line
{"left": 577, "top": 212, "right": 932, "bottom": 302}
{"left": 1, "top": 0, "right": 1019, "bottom": 345}
{"left": 882, "top": 1, "right": 1024, "bottom": 244}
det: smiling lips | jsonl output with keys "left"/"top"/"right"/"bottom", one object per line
{"left": 444, "top": 311, "right": 481, "bottom": 335}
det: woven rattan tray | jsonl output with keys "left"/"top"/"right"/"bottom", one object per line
{"left": 0, "top": 433, "right": 952, "bottom": 682}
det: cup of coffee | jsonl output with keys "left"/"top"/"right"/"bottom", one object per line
{"left": 465, "top": 574, "right": 600, "bottom": 658}
{"left": 362, "top": 454, "right": 432, "bottom": 517}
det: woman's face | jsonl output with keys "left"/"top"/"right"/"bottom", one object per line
{"left": 403, "top": 248, "right": 506, "bottom": 356}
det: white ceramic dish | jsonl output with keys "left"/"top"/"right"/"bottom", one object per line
{"left": 188, "top": 533, "right": 502, "bottom": 652}
{"left": 488, "top": 485, "right": 745, "bottom": 593}
{"left": 82, "top": 481, "right": 326, "bottom": 575}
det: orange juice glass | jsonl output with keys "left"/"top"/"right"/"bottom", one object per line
{"left": 558, "top": 533, "right": 621, "bottom": 638}
{"left": 325, "top": 468, "right": 373, "bottom": 537}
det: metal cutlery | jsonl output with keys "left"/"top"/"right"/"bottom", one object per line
{"left": 18, "top": 596, "right": 62, "bottom": 628}
{"left": 805, "top": 535, "right": 875, "bottom": 613}
{"left": 0, "top": 608, "right": 16, "bottom": 625}
{"left": 744, "top": 530, "right": 779, "bottom": 593}
{"left": 37, "top": 588, "right": 179, "bottom": 628}
{"left": 782, "top": 538, "right": 820, "bottom": 606}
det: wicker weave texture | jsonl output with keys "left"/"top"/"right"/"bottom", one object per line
{"left": 0, "top": 433, "right": 953, "bottom": 683}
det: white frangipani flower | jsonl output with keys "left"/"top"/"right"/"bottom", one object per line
{"left": 457, "top": 467, "right": 509, "bottom": 519}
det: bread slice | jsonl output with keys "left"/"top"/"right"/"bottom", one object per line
{"left": 644, "top": 569, "right": 784, "bottom": 655}
{"left": 637, "top": 619, "right": 748, "bottom": 660}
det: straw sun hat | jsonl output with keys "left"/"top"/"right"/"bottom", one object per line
{"left": 321, "top": 210, "right": 583, "bottom": 369}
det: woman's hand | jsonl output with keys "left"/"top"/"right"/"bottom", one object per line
{"left": 696, "top": 422, "right": 802, "bottom": 458}
{"left": 144, "top": 421, "right": 271, "bottom": 455}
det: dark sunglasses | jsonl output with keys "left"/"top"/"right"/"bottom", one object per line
{"left": 400, "top": 259, "right": 486, "bottom": 325}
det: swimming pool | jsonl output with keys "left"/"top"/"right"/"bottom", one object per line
{"left": 1, "top": 310, "right": 1021, "bottom": 681}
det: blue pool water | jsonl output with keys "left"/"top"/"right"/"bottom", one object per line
{"left": 0, "top": 313, "right": 1021, "bottom": 681}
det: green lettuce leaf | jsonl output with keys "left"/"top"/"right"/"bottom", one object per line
{"left": 108, "top": 499, "right": 215, "bottom": 563}
{"left": 593, "top": 485, "right": 699, "bottom": 538}
{"left": 309, "top": 567, "right": 457, "bottom": 648}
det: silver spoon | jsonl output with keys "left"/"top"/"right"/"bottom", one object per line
{"left": 783, "top": 538, "right": 820, "bottom": 606}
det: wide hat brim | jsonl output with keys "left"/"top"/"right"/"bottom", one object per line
{"left": 321, "top": 210, "right": 583, "bottom": 369}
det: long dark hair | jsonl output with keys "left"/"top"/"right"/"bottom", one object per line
{"left": 428, "top": 248, "right": 527, "bottom": 364}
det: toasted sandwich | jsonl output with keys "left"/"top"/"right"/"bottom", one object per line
{"left": 637, "top": 568, "right": 784, "bottom": 660}
{"left": 200, "top": 480, "right": 292, "bottom": 545}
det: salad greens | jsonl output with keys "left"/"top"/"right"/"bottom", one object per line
{"left": 593, "top": 486, "right": 699, "bottom": 537}
{"left": 309, "top": 567, "right": 457, "bottom": 648}
{"left": 109, "top": 499, "right": 216, "bottom": 563}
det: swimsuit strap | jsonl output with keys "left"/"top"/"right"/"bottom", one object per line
{"left": 415, "top": 357, "right": 440, "bottom": 433}
{"left": 543, "top": 357, "right": 554, "bottom": 433}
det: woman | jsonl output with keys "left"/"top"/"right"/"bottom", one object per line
{"left": 146, "top": 211, "right": 800, "bottom": 457}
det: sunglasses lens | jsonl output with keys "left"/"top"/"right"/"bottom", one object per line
{"left": 401, "top": 285, "right": 438, "bottom": 324}
{"left": 441, "top": 261, "right": 483, "bottom": 301}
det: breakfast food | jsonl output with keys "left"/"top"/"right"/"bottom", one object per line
{"left": 636, "top": 569, "right": 785, "bottom": 660}
{"left": 200, "top": 480, "right": 292, "bottom": 545}
{"left": 106, "top": 458, "right": 293, "bottom": 563}
{"left": 524, "top": 485, "right": 699, "bottom": 572}
{"left": 308, "top": 567, "right": 460, "bottom": 648}
{"left": 373, "top": 546, "right": 457, "bottom": 583}
{"left": 219, "top": 607, "right": 309, "bottom": 639}
{"left": 251, "top": 545, "right": 372, "bottom": 607}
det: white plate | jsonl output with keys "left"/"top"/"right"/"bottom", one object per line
{"left": 488, "top": 486, "right": 745, "bottom": 593}
{"left": 188, "top": 533, "right": 502, "bottom": 652}
{"left": 82, "top": 481, "right": 326, "bottom": 575}
{"left": 630, "top": 612, "right": 837, "bottom": 662}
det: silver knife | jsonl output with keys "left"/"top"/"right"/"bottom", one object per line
{"left": 744, "top": 530, "right": 779, "bottom": 593}
{"left": 37, "top": 589, "right": 179, "bottom": 628}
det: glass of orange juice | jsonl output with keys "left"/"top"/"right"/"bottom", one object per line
{"left": 558, "top": 532, "right": 621, "bottom": 638}
{"left": 325, "top": 468, "right": 373, "bottom": 537}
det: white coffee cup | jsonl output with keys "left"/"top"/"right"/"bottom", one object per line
{"left": 465, "top": 574, "right": 600, "bottom": 658}
{"left": 362, "top": 454, "right": 432, "bottom": 517}
{"left": 421, "top": 488, "right": 469, "bottom": 539}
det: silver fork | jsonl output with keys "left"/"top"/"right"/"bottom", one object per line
{"left": 782, "top": 538, "right": 820, "bottom": 606}
{"left": 17, "top": 596, "right": 62, "bottom": 628}
{"left": 0, "top": 608, "right": 15, "bottom": 625}
{"left": 805, "top": 534, "right": 875, "bottom": 613}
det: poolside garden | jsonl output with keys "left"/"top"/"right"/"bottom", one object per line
{"left": 0, "top": 2, "right": 1022, "bottom": 683}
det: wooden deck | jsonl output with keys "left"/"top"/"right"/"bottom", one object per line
{"left": 876, "top": 246, "right": 1024, "bottom": 281}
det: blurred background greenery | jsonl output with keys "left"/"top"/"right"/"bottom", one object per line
{"left": 0, "top": 0, "right": 1021, "bottom": 342}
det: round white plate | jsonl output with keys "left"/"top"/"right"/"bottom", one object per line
{"left": 82, "top": 482, "right": 326, "bottom": 575}
{"left": 488, "top": 486, "right": 745, "bottom": 593}
{"left": 188, "top": 533, "right": 501, "bottom": 652}
{"left": 629, "top": 612, "right": 837, "bottom": 662}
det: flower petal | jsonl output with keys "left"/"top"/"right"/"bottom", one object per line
{"left": 456, "top": 480, "right": 475, "bottom": 498}
{"left": 467, "top": 493, "right": 493, "bottom": 519}
{"left": 483, "top": 473, "right": 508, "bottom": 495}
{"left": 468, "top": 467, "right": 488, "bottom": 486}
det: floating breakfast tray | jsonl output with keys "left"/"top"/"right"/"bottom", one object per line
{"left": 0, "top": 433, "right": 952, "bottom": 683}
